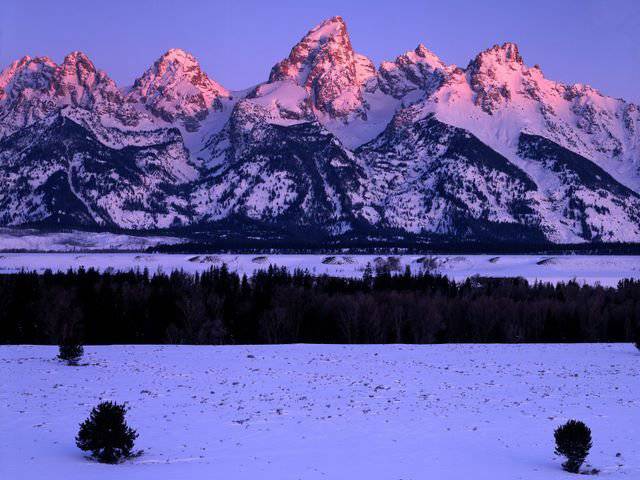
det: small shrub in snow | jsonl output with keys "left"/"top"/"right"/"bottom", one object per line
{"left": 58, "top": 343, "right": 84, "bottom": 365}
{"left": 373, "top": 256, "right": 402, "bottom": 274}
{"left": 554, "top": 420, "right": 592, "bottom": 473}
{"left": 76, "top": 401, "right": 138, "bottom": 464}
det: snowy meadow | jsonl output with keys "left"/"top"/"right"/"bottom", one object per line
{"left": 2, "top": 344, "right": 639, "bottom": 479}
{"left": 3, "top": 252, "right": 640, "bottom": 285}
{"left": 3, "top": 243, "right": 640, "bottom": 478}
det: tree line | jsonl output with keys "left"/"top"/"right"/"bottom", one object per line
{"left": 1, "top": 265, "right": 639, "bottom": 345}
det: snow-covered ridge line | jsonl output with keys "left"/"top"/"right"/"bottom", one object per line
{"left": 0, "top": 16, "right": 639, "bottom": 243}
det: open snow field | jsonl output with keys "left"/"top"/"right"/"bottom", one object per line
{"left": 1, "top": 253, "right": 640, "bottom": 285}
{"left": 0, "top": 228, "right": 186, "bottom": 252}
{"left": 2, "top": 344, "right": 639, "bottom": 479}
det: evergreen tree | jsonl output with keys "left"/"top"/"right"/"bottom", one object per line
{"left": 554, "top": 420, "right": 592, "bottom": 473}
{"left": 362, "top": 263, "right": 373, "bottom": 289}
{"left": 58, "top": 342, "right": 84, "bottom": 365}
{"left": 76, "top": 401, "right": 138, "bottom": 463}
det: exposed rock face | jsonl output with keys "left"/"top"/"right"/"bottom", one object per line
{"left": 0, "top": 16, "right": 639, "bottom": 243}
{"left": 0, "top": 52, "right": 143, "bottom": 139}
{"left": 378, "top": 44, "right": 448, "bottom": 101}
{"left": 467, "top": 43, "right": 524, "bottom": 114}
{"left": 269, "top": 16, "right": 376, "bottom": 120}
{"left": 127, "top": 48, "right": 230, "bottom": 131}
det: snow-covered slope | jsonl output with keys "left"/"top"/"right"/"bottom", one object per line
{"left": 0, "top": 17, "right": 639, "bottom": 242}
{"left": 422, "top": 43, "right": 640, "bottom": 190}
{"left": 0, "top": 112, "right": 195, "bottom": 229}
{"left": 3, "top": 344, "right": 639, "bottom": 479}
{"left": 354, "top": 111, "right": 544, "bottom": 239}
{"left": 516, "top": 133, "right": 640, "bottom": 241}
{"left": 193, "top": 113, "right": 363, "bottom": 233}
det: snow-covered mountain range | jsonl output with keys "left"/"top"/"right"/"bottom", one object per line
{"left": 1, "top": 16, "right": 639, "bottom": 243}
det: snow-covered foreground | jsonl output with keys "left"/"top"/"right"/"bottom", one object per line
{"left": 2, "top": 344, "right": 638, "bottom": 479}
{"left": 1, "top": 253, "right": 640, "bottom": 285}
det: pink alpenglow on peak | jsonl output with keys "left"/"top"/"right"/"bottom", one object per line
{"left": 269, "top": 16, "right": 376, "bottom": 119}
{"left": 470, "top": 42, "right": 524, "bottom": 67}
{"left": 127, "top": 48, "right": 230, "bottom": 131}
{"left": 463, "top": 42, "right": 530, "bottom": 113}
{"left": 0, "top": 51, "right": 141, "bottom": 138}
{"left": 378, "top": 43, "right": 450, "bottom": 100}
{"left": 1, "top": 15, "right": 640, "bottom": 243}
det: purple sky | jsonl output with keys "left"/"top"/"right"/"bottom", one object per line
{"left": 2, "top": 0, "right": 639, "bottom": 102}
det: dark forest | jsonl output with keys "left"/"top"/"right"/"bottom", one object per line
{"left": 1, "top": 265, "right": 639, "bottom": 345}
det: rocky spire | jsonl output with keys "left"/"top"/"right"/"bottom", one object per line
{"left": 0, "top": 52, "right": 133, "bottom": 137}
{"left": 469, "top": 42, "right": 523, "bottom": 71}
{"left": 466, "top": 42, "right": 527, "bottom": 114}
{"left": 128, "top": 48, "right": 229, "bottom": 130}
{"left": 378, "top": 43, "right": 449, "bottom": 99}
{"left": 269, "top": 16, "right": 375, "bottom": 119}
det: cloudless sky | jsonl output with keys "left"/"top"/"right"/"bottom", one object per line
{"left": 1, "top": 0, "right": 639, "bottom": 102}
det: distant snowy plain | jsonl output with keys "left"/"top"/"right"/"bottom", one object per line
{"left": 2, "top": 344, "right": 638, "bottom": 479}
{"left": 2, "top": 252, "right": 640, "bottom": 285}
{"left": 0, "top": 228, "right": 185, "bottom": 252}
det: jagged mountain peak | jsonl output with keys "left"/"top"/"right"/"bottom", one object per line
{"left": 61, "top": 51, "right": 95, "bottom": 68}
{"left": 412, "top": 43, "right": 445, "bottom": 64}
{"left": 134, "top": 48, "right": 228, "bottom": 94}
{"left": 6, "top": 55, "right": 38, "bottom": 71}
{"left": 387, "top": 43, "right": 448, "bottom": 73}
{"left": 0, "top": 50, "right": 113, "bottom": 94}
{"left": 10, "top": 55, "right": 55, "bottom": 68}
{"left": 423, "top": 39, "right": 640, "bottom": 195}
{"left": 470, "top": 42, "right": 523, "bottom": 69}
{"left": 456, "top": 42, "right": 540, "bottom": 115}
{"left": 377, "top": 43, "right": 448, "bottom": 101}
{"left": 158, "top": 48, "right": 198, "bottom": 63}
{"left": 0, "top": 56, "right": 57, "bottom": 106}
{"left": 290, "top": 16, "right": 349, "bottom": 54}
{"left": 57, "top": 51, "right": 109, "bottom": 91}
{"left": 14, "top": 55, "right": 32, "bottom": 66}
{"left": 1, "top": 24, "right": 640, "bottom": 243}
{"left": 128, "top": 48, "right": 229, "bottom": 130}
{"left": 0, "top": 51, "right": 140, "bottom": 138}
{"left": 58, "top": 51, "right": 104, "bottom": 85}
{"left": 151, "top": 48, "right": 217, "bottom": 81}
{"left": 306, "top": 16, "right": 348, "bottom": 42}
{"left": 268, "top": 16, "right": 375, "bottom": 119}
{"left": 0, "top": 55, "right": 55, "bottom": 84}
{"left": 269, "top": 15, "right": 356, "bottom": 85}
